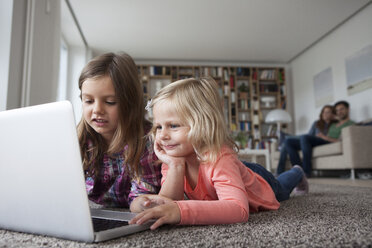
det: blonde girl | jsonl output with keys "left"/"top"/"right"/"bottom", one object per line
{"left": 77, "top": 52, "right": 161, "bottom": 207}
{"left": 130, "top": 77, "right": 307, "bottom": 229}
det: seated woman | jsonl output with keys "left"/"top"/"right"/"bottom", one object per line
{"left": 276, "top": 105, "right": 336, "bottom": 176}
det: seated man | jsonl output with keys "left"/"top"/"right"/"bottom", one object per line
{"left": 282, "top": 100, "right": 354, "bottom": 177}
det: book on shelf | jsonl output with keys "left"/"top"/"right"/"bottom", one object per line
{"left": 255, "top": 140, "right": 272, "bottom": 150}
{"left": 231, "top": 107, "right": 236, "bottom": 116}
{"left": 266, "top": 124, "right": 277, "bottom": 136}
{"left": 218, "top": 67, "right": 223, "bottom": 77}
{"left": 171, "top": 67, "right": 177, "bottom": 79}
{"left": 224, "top": 85, "right": 229, "bottom": 95}
{"left": 149, "top": 66, "right": 169, "bottom": 76}
{"left": 223, "top": 99, "right": 229, "bottom": 123}
{"left": 252, "top": 99, "right": 259, "bottom": 110}
{"left": 230, "top": 122, "right": 237, "bottom": 131}
{"left": 230, "top": 76, "right": 235, "bottom": 88}
{"left": 236, "top": 67, "right": 250, "bottom": 77}
{"left": 238, "top": 112, "right": 250, "bottom": 121}
{"left": 260, "top": 83, "right": 278, "bottom": 93}
{"left": 253, "top": 127, "right": 261, "bottom": 140}
{"left": 280, "top": 85, "right": 286, "bottom": 96}
{"left": 194, "top": 68, "right": 200, "bottom": 78}
{"left": 281, "top": 99, "right": 287, "bottom": 109}
{"left": 252, "top": 84, "right": 257, "bottom": 95}
{"left": 239, "top": 121, "right": 251, "bottom": 131}
{"left": 203, "top": 67, "right": 209, "bottom": 76}
{"left": 252, "top": 115, "right": 259, "bottom": 125}
{"left": 224, "top": 69, "right": 229, "bottom": 81}
{"left": 252, "top": 70, "right": 258, "bottom": 80}
{"left": 239, "top": 99, "right": 250, "bottom": 110}
{"left": 178, "top": 67, "right": 193, "bottom": 75}
{"left": 259, "top": 70, "right": 276, "bottom": 80}
{"left": 210, "top": 67, "right": 217, "bottom": 77}
{"left": 231, "top": 91, "right": 236, "bottom": 103}
{"left": 247, "top": 137, "right": 253, "bottom": 149}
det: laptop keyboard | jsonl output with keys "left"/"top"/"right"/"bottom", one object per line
{"left": 92, "top": 217, "right": 129, "bottom": 232}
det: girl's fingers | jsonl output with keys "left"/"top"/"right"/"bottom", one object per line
{"left": 154, "top": 141, "right": 164, "bottom": 154}
{"left": 135, "top": 210, "right": 157, "bottom": 225}
{"left": 129, "top": 211, "right": 145, "bottom": 224}
{"left": 150, "top": 216, "right": 167, "bottom": 230}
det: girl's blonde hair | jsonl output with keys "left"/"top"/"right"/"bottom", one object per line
{"left": 77, "top": 52, "right": 148, "bottom": 177}
{"left": 149, "top": 77, "right": 237, "bottom": 163}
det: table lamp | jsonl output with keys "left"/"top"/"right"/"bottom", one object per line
{"left": 265, "top": 109, "right": 292, "bottom": 136}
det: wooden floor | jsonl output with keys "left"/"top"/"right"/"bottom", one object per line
{"left": 309, "top": 178, "right": 372, "bottom": 188}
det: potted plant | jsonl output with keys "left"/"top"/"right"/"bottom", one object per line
{"left": 238, "top": 83, "right": 249, "bottom": 99}
{"left": 234, "top": 131, "right": 248, "bottom": 149}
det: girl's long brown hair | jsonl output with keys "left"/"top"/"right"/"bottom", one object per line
{"left": 316, "top": 105, "right": 335, "bottom": 133}
{"left": 77, "top": 52, "right": 147, "bottom": 178}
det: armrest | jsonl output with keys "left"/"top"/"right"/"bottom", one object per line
{"left": 342, "top": 125, "right": 372, "bottom": 168}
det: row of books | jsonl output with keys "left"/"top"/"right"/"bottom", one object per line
{"left": 203, "top": 67, "right": 223, "bottom": 78}
{"left": 239, "top": 121, "right": 252, "bottom": 132}
{"left": 178, "top": 67, "right": 193, "bottom": 75}
{"left": 143, "top": 66, "right": 283, "bottom": 81}
{"left": 255, "top": 140, "right": 272, "bottom": 150}
{"left": 253, "top": 127, "right": 261, "bottom": 140}
{"left": 238, "top": 99, "right": 251, "bottom": 110}
{"left": 251, "top": 100, "right": 260, "bottom": 110}
{"left": 149, "top": 66, "right": 171, "bottom": 76}
{"left": 238, "top": 138, "right": 268, "bottom": 150}
{"left": 238, "top": 112, "right": 250, "bottom": 122}
{"left": 259, "top": 70, "right": 276, "bottom": 80}
{"left": 266, "top": 124, "right": 278, "bottom": 137}
{"left": 236, "top": 67, "right": 250, "bottom": 77}
{"left": 260, "top": 84, "right": 278, "bottom": 92}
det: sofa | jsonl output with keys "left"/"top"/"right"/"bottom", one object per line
{"left": 270, "top": 124, "right": 372, "bottom": 179}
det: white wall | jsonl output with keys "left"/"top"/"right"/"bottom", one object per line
{"left": 0, "top": 0, "right": 13, "bottom": 111}
{"left": 2, "top": 0, "right": 61, "bottom": 111}
{"left": 290, "top": 4, "right": 372, "bottom": 134}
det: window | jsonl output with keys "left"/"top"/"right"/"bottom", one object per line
{"left": 57, "top": 38, "right": 68, "bottom": 101}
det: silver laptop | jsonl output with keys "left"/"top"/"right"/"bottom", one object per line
{"left": 0, "top": 101, "right": 151, "bottom": 242}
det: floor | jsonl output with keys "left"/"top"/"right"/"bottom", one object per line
{"left": 309, "top": 178, "right": 372, "bottom": 188}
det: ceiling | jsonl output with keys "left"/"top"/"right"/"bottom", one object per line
{"left": 62, "top": 0, "right": 371, "bottom": 64}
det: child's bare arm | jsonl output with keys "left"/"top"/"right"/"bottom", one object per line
{"left": 154, "top": 141, "right": 185, "bottom": 200}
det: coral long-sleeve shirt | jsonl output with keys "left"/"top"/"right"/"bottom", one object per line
{"left": 161, "top": 147, "right": 280, "bottom": 225}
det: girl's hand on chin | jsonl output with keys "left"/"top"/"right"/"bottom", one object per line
{"left": 154, "top": 141, "right": 185, "bottom": 168}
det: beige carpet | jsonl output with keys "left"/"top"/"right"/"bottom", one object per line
{"left": 1, "top": 183, "right": 371, "bottom": 247}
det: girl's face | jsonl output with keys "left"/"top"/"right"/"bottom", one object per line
{"left": 153, "top": 101, "right": 195, "bottom": 159}
{"left": 81, "top": 75, "right": 119, "bottom": 143}
{"left": 321, "top": 107, "right": 334, "bottom": 122}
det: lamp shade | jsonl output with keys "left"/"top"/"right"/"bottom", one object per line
{"left": 265, "top": 109, "right": 292, "bottom": 123}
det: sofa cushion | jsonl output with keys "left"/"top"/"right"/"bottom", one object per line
{"left": 312, "top": 155, "right": 346, "bottom": 169}
{"left": 312, "top": 142, "right": 342, "bottom": 157}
